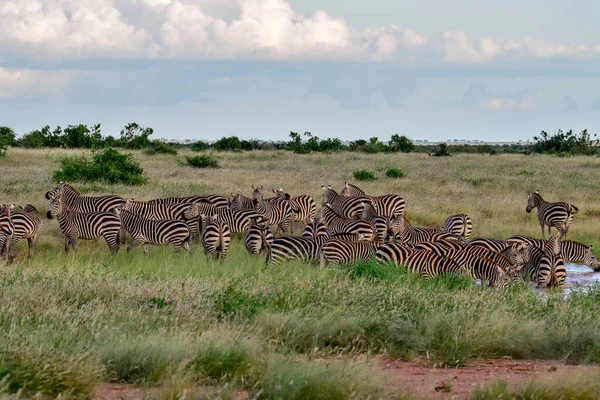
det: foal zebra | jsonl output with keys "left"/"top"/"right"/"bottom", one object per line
{"left": 244, "top": 219, "right": 274, "bottom": 255}
{"left": 45, "top": 182, "right": 125, "bottom": 212}
{"left": 443, "top": 214, "right": 473, "bottom": 241}
{"left": 48, "top": 197, "right": 121, "bottom": 255}
{"left": 266, "top": 219, "right": 330, "bottom": 267}
{"left": 2, "top": 205, "right": 44, "bottom": 260}
{"left": 115, "top": 208, "right": 191, "bottom": 253}
{"left": 252, "top": 186, "right": 293, "bottom": 236}
{"left": 526, "top": 190, "right": 578, "bottom": 239}
{"left": 201, "top": 215, "right": 231, "bottom": 260}
{"left": 340, "top": 182, "right": 405, "bottom": 218}
{"left": 318, "top": 204, "right": 375, "bottom": 241}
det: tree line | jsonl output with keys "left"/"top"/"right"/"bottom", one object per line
{"left": 0, "top": 123, "right": 598, "bottom": 157}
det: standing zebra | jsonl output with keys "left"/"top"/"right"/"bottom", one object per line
{"left": 230, "top": 193, "right": 255, "bottom": 211}
{"left": 2, "top": 205, "right": 45, "bottom": 260}
{"left": 340, "top": 182, "right": 405, "bottom": 218}
{"left": 320, "top": 238, "right": 380, "bottom": 267}
{"left": 245, "top": 219, "right": 274, "bottom": 255}
{"left": 388, "top": 217, "right": 456, "bottom": 244}
{"left": 375, "top": 243, "right": 463, "bottom": 279}
{"left": 114, "top": 208, "right": 191, "bottom": 253}
{"left": 506, "top": 235, "right": 566, "bottom": 287}
{"left": 453, "top": 245, "right": 523, "bottom": 282}
{"left": 274, "top": 189, "right": 317, "bottom": 229}
{"left": 47, "top": 196, "right": 121, "bottom": 255}
{"left": 360, "top": 202, "right": 389, "bottom": 242}
{"left": 414, "top": 240, "right": 466, "bottom": 259}
{"left": 322, "top": 186, "right": 373, "bottom": 220}
{"left": 252, "top": 186, "right": 293, "bottom": 236}
{"left": 183, "top": 202, "right": 262, "bottom": 233}
{"left": 148, "top": 195, "right": 228, "bottom": 209}
{"left": 318, "top": 204, "right": 375, "bottom": 241}
{"left": 526, "top": 190, "right": 578, "bottom": 238}
{"left": 443, "top": 214, "right": 473, "bottom": 241}
{"left": 0, "top": 205, "right": 15, "bottom": 257}
{"left": 201, "top": 215, "right": 231, "bottom": 260}
{"left": 266, "top": 219, "right": 330, "bottom": 267}
{"left": 45, "top": 182, "right": 125, "bottom": 211}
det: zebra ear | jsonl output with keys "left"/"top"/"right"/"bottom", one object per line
{"left": 590, "top": 244, "right": 594, "bottom": 250}
{"left": 535, "top": 189, "right": 540, "bottom": 194}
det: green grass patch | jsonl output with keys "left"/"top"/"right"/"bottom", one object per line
{"left": 386, "top": 168, "right": 405, "bottom": 178}
{"left": 519, "top": 169, "right": 535, "bottom": 176}
{"left": 473, "top": 374, "right": 600, "bottom": 400}
{"left": 353, "top": 169, "right": 376, "bottom": 181}
{"left": 186, "top": 155, "right": 219, "bottom": 168}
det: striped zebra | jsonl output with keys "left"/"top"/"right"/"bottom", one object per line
{"left": 252, "top": 186, "right": 293, "bottom": 236}
{"left": 443, "top": 214, "right": 473, "bottom": 241}
{"left": 322, "top": 186, "right": 373, "bottom": 220}
{"left": 318, "top": 204, "right": 375, "bottom": 241}
{"left": 2, "top": 205, "right": 45, "bottom": 260}
{"left": 526, "top": 190, "right": 578, "bottom": 239}
{"left": 360, "top": 202, "right": 390, "bottom": 242}
{"left": 506, "top": 235, "right": 566, "bottom": 287}
{"left": 414, "top": 240, "right": 466, "bottom": 259}
{"left": 0, "top": 205, "right": 15, "bottom": 257}
{"left": 115, "top": 208, "right": 191, "bottom": 253}
{"left": 183, "top": 202, "right": 262, "bottom": 233}
{"left": 388, "top": 217, "right": 457, "bottom": 244}
{"left": 340, "top": 182, "right": 405, "bottom": 218}
{"left": 560, "top": 240, "right": 600, "bottom": 271}
{"left": 230, "top": 193, "right": 255, "bottom": 211}
{"left": 266, "top": 219, "right": 330, "bottom": 267}
{"left": 45, "top": 182, "right": 125, "bottom": 212}
{"left": 454, "top": 245, "right": 523, "bottom": 281}
{"left": 320, "top": 238, "right": 380, "bottom": 267}
{"left": 274, "top": 189, "right": 317, "bottom": 227}
{"left": 148, "top": 195, "right": 229, "bottom": 209}
{"left": 467, "top": 238, "right": 529, "bottom": 272}
{"left": 245, "top": 219, "right": 274, "bottom": 255}
{"left": 47, "top": 196, "right": 121, "bottom": 255}
{"left": 201, "top": 215, "right": 231, "bottom": 260}
{"left": 375, "top": 243, "right": 463, "bottom": 279}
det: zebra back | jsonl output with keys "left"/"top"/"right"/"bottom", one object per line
{"left": 319, "top": 205, "right": 375, "bottom": 240}
{"left": 45, "top": 182, "right": 125, "bottom": 212}
{"left": 560, "top": 240, "right": 600, "bottom": 271}
{"left": 415, "top": 240, "right": 465, "bottom": 259}
{"left": 184, "top": 203, "right": 252, "bottom": 233}
{"left": 443, "top": 214, "right": 473, "bottom": 240}
{"left": 322, "top": 186, "right": 372, "bottom": 220}
{"left": 340, "top": 183, "right": 405, "bottom": 218}
{"left": 302, "top": 219, "right": 329, "bottom": 239}
{"left": 390, "top": 217, "right": 455, "bottom": 244}
{"left": 320, "top": 238, "right": 380, "bottom": 266}
{"left": 201, "top": 215, "right": 231, "bottom": 259}
{"left": 116, "top": 209, "right": 190, "bottom": 250}
{"left": 245, "top": 219, "right": 274, "bottom": 255}
{"left": 147, "top": 195, "right": 228, "bottom": 209}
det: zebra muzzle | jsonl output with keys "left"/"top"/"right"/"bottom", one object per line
{"left": 46, "top": 211, "right": 53, "bottom": 220}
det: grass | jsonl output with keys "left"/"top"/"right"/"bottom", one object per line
{"left": 2, "top": 148, "right": 600, "bottom": 396}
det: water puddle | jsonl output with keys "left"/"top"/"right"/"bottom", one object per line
{"left": 533, "top": 263, "right": 600, "bottom": 297}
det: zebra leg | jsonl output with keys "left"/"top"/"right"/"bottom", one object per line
{"left": 127, "top": 238, "right": 142, "bottom": 252}
{"left": 119, "top": 227, "right": 127, "bottom": 244}
{"left": 319, "top": 252, "right": 326, "bottom": 268}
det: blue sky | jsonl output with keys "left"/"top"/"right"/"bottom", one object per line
{"left": 1, "top": 0, "right": 599, "bottom": 142}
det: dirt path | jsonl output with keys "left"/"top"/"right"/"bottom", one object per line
{"left": 379, "top": 358, "right": 599, "bottom": 399}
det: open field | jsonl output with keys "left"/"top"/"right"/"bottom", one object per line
{"left": 1, "top": 148, "right": 600, "bottom": 399}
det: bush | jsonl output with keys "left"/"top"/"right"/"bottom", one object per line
{"left": 190, "top": 141, "right": 211, "bottom": 152}
{"left": 144, "top": 140, "right": 178, "bottom": 155}
{"left": 532, "top": 129, "right": 599, "bottom": 155}
{"left": 353, "top": 170, "right": 376, "bottom": 181}
{"left": 432, "top": 143, "right": 451, "bottom": 157}
{"left": 119, "top": 122, "right": 153, "bottom": 149}
{"left": 0, "top": 126, "right": 16, "bottom": 157}
{"left": 386, "top": 168, "right": 405, "bottom": 178}
{"left": 52, "top": 148, "right": 147, "bottom": 185}
{"left": 186, "top": 155, "right": 219, "bottom": 168}
{"left": 389, "top": 134, "right": 414, "bottom": 153}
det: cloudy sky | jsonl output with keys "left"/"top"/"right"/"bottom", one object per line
{"left": 1, "top": 0, "right": 599, "bottom": 142}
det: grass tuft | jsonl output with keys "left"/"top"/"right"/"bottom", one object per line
{"left": 353, "top": 170, "right": 376, "bottom": 181}
{"left": 386, "top": 168, "right": 405, "bottom": 178}
{"left": 186, "top": 155, "right": 219, "bottom": 168}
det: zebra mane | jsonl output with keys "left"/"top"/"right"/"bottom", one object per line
{"left": 343, "top": 182, "right": 365, "bottom": 196}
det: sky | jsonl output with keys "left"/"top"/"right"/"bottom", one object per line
{"left": 0, "top": 0, "right": 599, "bottom": 142}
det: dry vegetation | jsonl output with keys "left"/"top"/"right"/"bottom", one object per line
{"left": 1, "top": 148, "right": 600, "bottom": 399}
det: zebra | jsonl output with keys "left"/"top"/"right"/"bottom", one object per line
{"left": 266, "top": 219, "right": 330, "bottom": 267}
{"left": 322, "top": 186, "right": 373, "bottom": 220}
{"left": 47, "top": 196, "right": 121, "bottom": 255}
{"left": 454, "top": 245, "right": 523, "bottom": 281}
{"left": 230, "top": 193, "right": 255, "bottom": 211}
{"left": 504, "top": 235, "right": 565, "bottom": 287}
{"left": 443, "top": 214, "right": 473, "bottom": 241}
{"left": 450, "top": 247, "right": 511, "bottom": 288}
{"left": 244, "top": 218, "right": 274, "bottom": 255}
{"left": 526, "top": 190, "right": 578, "bottom": 239}
{"left": 360, "top": 202, "right": 390, "bottom": 242}
{"left": 0, "top": 205, "right": 15, "bottom": 257}
{"left": 319, "top": 238, "right": 380, "bottom": 267}
{"left": 183, "top": 202, "right": 262, "bottom": 233}
{"left": 375, "top": 242, "right": 463, "bottom": 279}
{"left": 414, "top": 239, "right": 466, "bottom": 259}
{"left": 201, "top": 214, "right": 231, "bottom": 260}
{"left": 560, "top": 240, "right": 600, "bottom": 271}
{"left": 467, "top": 238, "right": 529, "bottom": 272}
{"left": 2, "top": 205, "right": 45, "bottom": 260}
{"left": 252, "top": 186, "right": 294, "bottom": 236}
{"left": 45, "top": 182, "right": 125, "bottom": 212}
{"left": 273, "top": 189, "right": 317, "bottom": 228}
{"left": 148, "top": 195, "right": 229, "bottom": 209}
{"left": 114, "top": 208, "right": 191, "bottom": 253}
{"left": 318, "top": 204, "right": 375, "bottom": 241}
{"left": 339, "top": 182, "right": 405, "bottom": 218}
{"left": 388, "top": 217, "right": 457, "bottom": 244}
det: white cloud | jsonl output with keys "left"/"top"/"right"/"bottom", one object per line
{"left": 0, "top": 0, "right": 598, "bottom": 64}
{"left": 0, "top": 66, "right": 71, "bottom": 100}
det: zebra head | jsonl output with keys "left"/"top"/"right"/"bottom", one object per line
{"left": 45, "top": 181, "right": 67, "bottom": 200}
{"left": 387, "top": 216, "right": 405, "bottom": 240}
{"left": 121, "top": 198, "right": 135, "bottom": 211}
{"left": 47, "top": 196, "right": 65, "bottom": 220}
{"left": 251, "top": 186, "right": 264, "bottom": 200}
{"left": 526, "top": 190, "right": 541, "bottom": 213}
{"left": 584, "top": 244, "right": 600, "bottom": 271}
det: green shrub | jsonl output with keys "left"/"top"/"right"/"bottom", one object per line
{"left": 353, "top": 170, "right": 376, "bottom": 181}
{"left": 519, "top": 169, "right": 535, "bottom": 176}
{"left": 52, "top": 148, "right": 147, "bottom": 185}
{"left": 192, "top": 341, "right": 255, "bottom": 383}
{"left": 144, "top": 140, "right": 178, "bottom": 156}
{"left": 190, "top": 141, "right": 211, "bottom": 152}
{"left": 186, "top": 155, "right": 219, "bottom": 168}
{"left": 432, "top": 143, "right": 451, "bottom": 157}
{"left": 386, "top": 168, "right": 405, "bottom": 178}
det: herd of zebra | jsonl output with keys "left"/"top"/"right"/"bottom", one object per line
{"left": 0, "top": 182, "right": 597, "bottom": 289}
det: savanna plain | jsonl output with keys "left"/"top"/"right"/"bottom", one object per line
{"left": 2, "top": 148, "right": 600, "bottom": 399}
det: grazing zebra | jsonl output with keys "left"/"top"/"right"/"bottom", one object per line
{"left": 148, "top": 195, "right": 228, "bottom": 209}
{"left": 526, "top": 190, "right": 578, "bottom": 238}
{"left": 252, "top": 186, "right": 293, "bottom": 236}
{"left": 266, "top": 219, "right": 330, "bottom": 267}
{"left": 467, "top": 238, "right": 529, "bottom": 271}
{"left": 274, "top": 189, "right": 317, "bottom": 228}
{"left": 322, "top": 186, "right": 373, "bottom": 220}
{"left": 318, "top": 204, "right": 375, "bottom": 241}
{"left": 443, "top": 214, "right": 473, "bottom": 241}
{"left": 560, "top": 240, "right": 600, "bottom": 271}
{"left": 504, "top": 235, "right": 566, "bottom": 287}
{"left": 45, "top": 182, "right": 125, "bottom": 212}
{"left": 320, "top": 238, "right": 380, "bottom": 267}
{"left": 183, "top": 202, "right": 261, "bottom": 233}
{"left": 415, "top": 240, "right": 466, "bottom": 259}
{"left": 201, "top": 215, "right": 231, "bottom": 260}
{"left": 451, "top": 247, "right": 511, "bottom": 288}
{"left": 2, "top": 205, "right": 45, "bottom": 260}
{"left": 47, "top": 197, "right": 121, "bottom": 255}
{"left": 245, "top": 219, "right": 274, "bottom": 255}
{"left": 388, "top": 217, "right": 457, "bottom": 244}
{"left": 375, "top": 243, "right": 462, "bottom": 279}
{"left": 360, "top": 202, "right": 389, "bottom": 242}
{"left": 340, "top": 182, "right": 406, "bottom": 218}
{"left": 115, "top": 208, "right": 191, "bottom": 253}
{"left": 455, "top": 245, "right": 523, "bottom": 281}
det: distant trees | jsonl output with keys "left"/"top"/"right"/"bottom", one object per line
{"left": 0, "top": 126, "right": 16, "bottom": 156}
{"left": 532, "top": 129, "right": 598, "bottom": 155}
